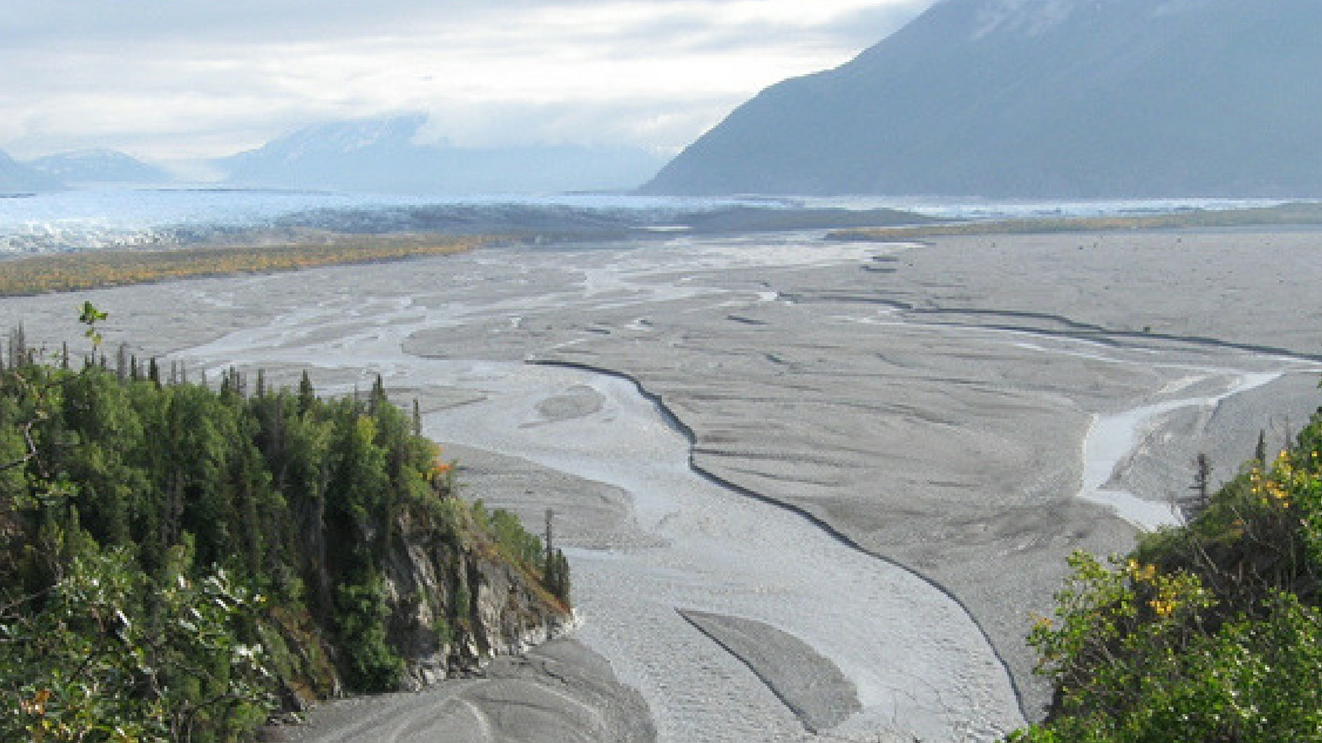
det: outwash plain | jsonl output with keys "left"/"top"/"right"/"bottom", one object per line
{"left": 4, "top": 221, "right": 1322, "bottom": 742}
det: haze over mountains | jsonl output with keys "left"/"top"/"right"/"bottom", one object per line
{"left": 220, "top": 114, "right": 666, "bottom": 194}
{"left": 11, "top": 0, "right": 1319, "bottom": 200}
{"left": 0, "top": 150, "right": 62, "bottom": 193}
{"left": 644, "top": 0, "right": 1322, "bottom": 198}
{"left": 27, "top": 150, "right": 172, "bottom": 185}
{"left": 2, "top": 114, "right": 665, "bottom": 195}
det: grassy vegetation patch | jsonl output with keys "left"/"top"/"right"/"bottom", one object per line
{"left": 830, "top": 202, "right": 1322, "bottom": 242}
{"left": 0, "top": 234, "right": 494, "bottom": 296}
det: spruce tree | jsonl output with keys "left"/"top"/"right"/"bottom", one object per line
{"left": 369, "top": 374, "right": 386, "bottom": 417}
{"left": 298, "top": 371, "right": 316, "bottom": 415}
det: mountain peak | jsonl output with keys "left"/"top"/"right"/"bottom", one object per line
{"left": 268, "top": 113, "right": 429, "bottom": 161}
{"left": 27, "top": 149, "right": 170, "bottom": 184}
{"left": 219, "top": 113, "right": 664, "bottom": 194}
{"left": 0, "top": 149, "right": 64, "bottom": 193}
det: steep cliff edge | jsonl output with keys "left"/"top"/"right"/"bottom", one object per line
{"left": 379, "top": 503, "right": 574, "bottom": 690}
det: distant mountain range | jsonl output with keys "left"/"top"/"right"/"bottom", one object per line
{"left": 220, "top": 114, "right": 667, "bottom": 194}
{"left": 4, "top": 114, "right": 666, "bottom": 195}
{"left": 27, "top": 149, "right": 171, "bottom": 185}
{"left": 643, "top": 0, "right": 1322, "bottom": 198}
{"left": 0, "top": 150, "right": 63, "bottom": 193}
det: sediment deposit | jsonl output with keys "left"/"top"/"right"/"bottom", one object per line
{"left": 6, "top": 226, "right": 1321, "bottom": 741}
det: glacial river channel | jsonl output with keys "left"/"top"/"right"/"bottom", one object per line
{"left": 114, "top": 233, "right": 1317, "bottom": 742}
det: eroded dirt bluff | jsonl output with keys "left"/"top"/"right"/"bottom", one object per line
{"left": 379, "top": 507, "right": 574, "bottom": 688}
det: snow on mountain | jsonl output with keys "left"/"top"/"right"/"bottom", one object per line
{"left": 220, "top": 113, "right": 666, "bottom": 194}
{"left": 27, "top": 149, "right": 172, "bottom": 185}
{"left": 971, "top": 0, "right": 1076, "bottom": 39}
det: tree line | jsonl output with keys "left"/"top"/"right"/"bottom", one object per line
{"left": 0, "top": 318, "right": 570, "bottom": 742}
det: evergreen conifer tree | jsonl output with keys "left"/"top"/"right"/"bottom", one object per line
{"left": 298, "top": 371, "right": 316, "bottom": 415}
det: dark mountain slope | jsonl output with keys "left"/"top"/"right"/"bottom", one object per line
{"left": 644, "top": 0, "right": 1322, "bottom": 198}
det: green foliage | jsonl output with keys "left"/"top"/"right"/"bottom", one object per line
{"left": 453, "top": 581, "right": 472, "bottom": 619}
{"left": 469, "top": 498, "right": 547, "bottom": 571}
{"left": 1, "top": 341, "right": 570, "bottom": 742}
{"left": 78, "top": 301, "right": 107, "bottom": 349}
{"left": 1013, "top": 586, "right": 1322, "bottom": 743}
{"left": 544, "top": 549, "right": 572, "bottom": 604}
{"left": 432, "top": 615, "right": 454, "bottom": 648}
{"left": 0, "top": 545, "right": 272, "bottom": 743}
{"left": 488, "top": 507, "right": 546, "bottom": 570}
{"left": 334, "top": 577, "right": 404, "bottom": 692}
{"left": 1012, "top": 397, "right": 1322, "bottom": 742}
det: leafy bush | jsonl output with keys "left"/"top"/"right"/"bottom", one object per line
{"left": 489, "top": 507, "right": 545, "bottom": 570}
{"left": 334, "top": 577, "right": 404, "bottom": 692}
{"left": 0, "top": 546, "right": 272, "bottom": 743}
{"left": 1011, "top": 392, "right": 1322, "bottom": 742}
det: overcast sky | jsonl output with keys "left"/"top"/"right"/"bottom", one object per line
{"left": 0, "top": 0, "right": 931, "bottom": 163}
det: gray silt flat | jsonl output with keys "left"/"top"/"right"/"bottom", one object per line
{"left": 679, "top": 609, "right": 860, "bottom": 734}
{"left": 264, "top": 638, "right": 654, "bottom": 743}
{"left": 7, "top": 226, "right": 1322, "bottom": 730}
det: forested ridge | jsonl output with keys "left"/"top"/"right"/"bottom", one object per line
{"left": 1011, "top": 387, "right": 1322, "bottom": 741}
{"left": 0, "top": 318, "right": 570, "bottom": 742}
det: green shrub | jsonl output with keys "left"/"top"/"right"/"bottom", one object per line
{"left": 489, "top": 508, "right": 545, "bottom": 570}
{"left": 334, "top": 577, "right": 404, "bottom": 692}
{"left": 1012, "top": 393, "right": 1322, "bottom": 742}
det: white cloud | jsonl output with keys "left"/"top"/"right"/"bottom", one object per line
{"left": 0, "top": 0, "right": 932, "bottom": 162}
